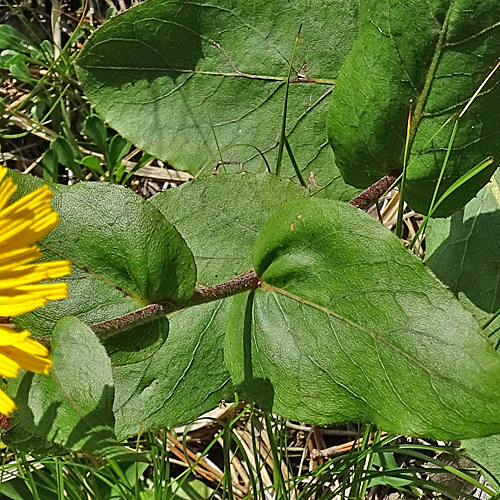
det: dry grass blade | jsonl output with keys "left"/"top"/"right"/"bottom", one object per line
{"left": 310, "top": 432, "right": 388, "bottom": 460}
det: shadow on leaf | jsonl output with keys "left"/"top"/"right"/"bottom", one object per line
{"left": 238, "top": 291, "right": 275, "bottom": 411}
{"left": 426, "top": 210, "right": 500, "bottom": 343}
{"left": 5, "top": 371, "right": 121, "bottom": 457}
{"left": 102, "top": 317, "right": 169, "bottom": 366}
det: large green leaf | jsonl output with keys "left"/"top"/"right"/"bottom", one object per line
{"left": 150, "top": 172, "right": 310, "bottom": 285}
{"left": 75, "top": 0, "right": 360, "bottom": 199}
{"left": 225, "top": 198, "right": 500, "bottom": 439}
{"left": 105, "top": 173, "right": 308, "bottom": 437}
{"left": 5, "top": 317, "right": 120, "bottom": 456}
{"left": 6, "top": 173, "right": 201, "bottom": 440}
{"left": 47, "top": 182, "right": 196, "bottom": 305}
{"left": 10, "top": 172, "right": 309, "bottom": 439}
{"left": 425, "top": 168, "right": 500, "bottom": 483}
{"left": 327, "top": 0, "right": 500, "bottom": 216}
{"left": 112, "top": 300, "right": 232, "bottom": 439}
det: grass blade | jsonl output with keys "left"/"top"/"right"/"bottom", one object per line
{"left": 276, "top": 25, "right": 302, "bottom": 177}
{"left": 396, "top": 104, "right": 413, "bottom": 238}
{"left": 410, "top": 155, "right": 494, "bottom": 248}
{"left": 284, "top": 135, "right": 307, "bottom": 187}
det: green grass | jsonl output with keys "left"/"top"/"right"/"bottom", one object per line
{"left": 0, "top": 0, "right": 154, "bottom": 185}
{"left": 0, "top": 409, "right": 493, "bottom": 500}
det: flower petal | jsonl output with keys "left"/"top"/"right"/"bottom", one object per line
{"left": 0, "top": 324, "right": 30, "bottom": 346}
{"left": 0, "top": 246, "right": 41, "bottom": 269}
{"left": 0, "top": 261, "right": 71, "bottom": 290}
{"left": 0, "top": 282, "right": 69, "bottom": 316}
{"left": 0, "top": 388, "right": 16, "bottom": 416}
{"left": 0, "top": 351, "right": 22, "bottom": 378}
{"left": 0, "top": 167, "right": 67, "bottom": 416}
{"left": 0, "top": 176, "right": 16, "bottom": 212}
{"left": 0, "top": 345, "right": 52, "bottom": 374}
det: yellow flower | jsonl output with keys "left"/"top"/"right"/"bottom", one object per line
{"left": 0, "top": 166, "right": 70, "bottom": 416}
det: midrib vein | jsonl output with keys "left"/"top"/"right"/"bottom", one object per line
{"left": 410, "top": 0, "right": 456, "bottom": 143}
{"left": 85, "top": 66, "right": 337, "bottom": 85}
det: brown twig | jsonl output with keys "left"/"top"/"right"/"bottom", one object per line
{"left": 349, "top": 174, "right": 398, "bottom": 210}
{"left": 91, "top": 303, "right": 168, "bottom": 337}
{"left": 36, "top": 270, "right": 260, "bottom": 348}
{"left": 164, "top": 430, "right": 246, "bottom": 498}
{"left": 190, "top": 269, "right": 260, "bottom": 305}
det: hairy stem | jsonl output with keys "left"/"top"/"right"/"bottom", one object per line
{"left": 36, "top": 270, "right": 260, "bottom": 348}
{"left": 349, "top": 174, "right": 398, "bottom": 210}
{"left": 189, "top": 269, "right": 260, "bottom": 305}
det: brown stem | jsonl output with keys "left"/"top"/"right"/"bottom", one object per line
{"left": 92, "top": 303, "right": 168, "bottom": 338}
{"left": 349, "top": 174, "right": 398, "bottom": 210}
{"left": 36, "top": 270, "right": 260, "bottom": 349}
{"left": 189, "top": 269, "right": 260, "bottom": 305}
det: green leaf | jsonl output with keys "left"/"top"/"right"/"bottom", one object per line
{"left": 42, "top": 148, "right": 59, "bottom": 183}
{"left": 0, "top": 51, "right": 30, "bottom": 73}
{"left": 83, "top": 115, "right": 109, "bottom": 156}
{"left": 49, "top": 137, "right": 84, "bottom": 180}
{"left": 102, "top": 317, "right": 169, "bottom": 367}
{"left": 108, "top": 134, "right": 131, "bottom": 172}
{"left": 10, "top": 60, "right": 32, "bottom": 82}
{"left": 112, "top": 300, "right": 233, "bottom": 439}
{"left": 170, "top": 477, "right": 215, "bottom": 500}
{"left": 110, "top": 173, "right": 308, "bottom": 437}
{"left": 75, "top": 0, "right": 360, "bottom": 199}
{"left": 7, "top": 175, "right": 199, "bottom": 437}
{"left": 150, "top": 172, "right": 310, "bottom": 285}
{"left": 0, "top": 24, "right": 40, "bottom": 58}
{"left": 225, "top": 198, "right": 500, "bottom": 439}
{"left": 0, "top": 478, "right": 45, "bottom": 500}
{"left": 14, "top": 180, "right": 196, "bottom": 332}
{"left": 426, "top": 168, "right": 500, "bottom": 340}
{"left": 5, "top": 317, "right": 120, "bottom": 456}
{"left": 425, "top": 168, "right": 500, "bottom": 482}
{"left": 462, "top": 435, "right": 500, "bottom": 488}
{"left": 327, "top": 0, "right": 500, "bottom": 216}
{"left": 80, "top": 154, "right": 106, "bottom": 176}
{"left": 368, "top": 453, "right": 416, "bottom": 488}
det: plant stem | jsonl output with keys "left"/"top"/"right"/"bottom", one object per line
{"left": 91, "top": 303, "right": 168, "bottom": 338}
{"left": 349, "top": 174, "right": 398, "bottom": 210}
{"left": 36, "top": 270, "right": 260, "bottom": 348}
{"left": 189, "top": 269, "right": 260, "bottom": 306}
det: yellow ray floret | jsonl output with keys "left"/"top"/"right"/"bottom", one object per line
{"left": 0, "top": 166, "right": 70, "bottom": 416}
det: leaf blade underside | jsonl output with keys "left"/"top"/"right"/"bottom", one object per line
{"left": 226, "top": 198, "right": 500, "bottom": 439}
{"left": 76, "top": 0, "right": 360, "bottom": 199}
